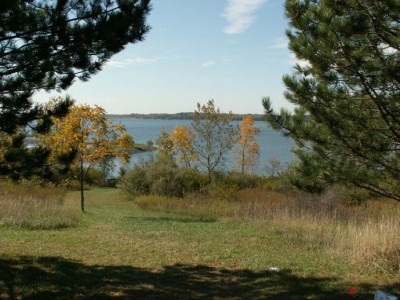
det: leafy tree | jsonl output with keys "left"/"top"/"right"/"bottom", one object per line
{"left": 265, "top": 158, "right": 282, "bottom": 178}
{"left": 263, "top": 0, "right": 400, "bottom": 200}
{"left": 192, "top": 100, "right": 237, "bottom": 181}
{"left": 170, "top": 125, "right": 197, "bottom": 169}
{"left": 156, "top": 128, "right": 175, "bottom": 161}
{"left": 0, "top": 0, "right": 151, "bottom": 177}
{"left": 97, "top": 156, "right": 117, "bottom": 187}
{"left": 145, "top": 140, "right": 155, "bottom": 151}
{"left": 40, "top": 102, "right": 134, "bottom": 211}
{"left": 234, "top": 115, "right": 260, "bottom": 174}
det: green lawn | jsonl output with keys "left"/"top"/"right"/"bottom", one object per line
{"left": 0, "top": 188, "right": 398, "bottom": 299}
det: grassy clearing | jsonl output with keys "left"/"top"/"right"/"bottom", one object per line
{"left": 135, "top": 189, "right": 400, "bottom": 279}
{"left": 0, "top": 187, "right": 399, "bottom": 299}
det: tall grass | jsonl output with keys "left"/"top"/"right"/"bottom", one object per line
{"left": 0, "top": 181, "right": 79, "bottom": 229}
{"left": 134, "top": 187, "right": 400, "bottom": 275}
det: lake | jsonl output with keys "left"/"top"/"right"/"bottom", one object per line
{"left": 112, "top": 117, "right": 295, "bottom": 175}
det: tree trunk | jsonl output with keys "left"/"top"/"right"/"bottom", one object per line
{"left": 241, "top": 149, "right": 245, "bottom": 174}
{"left": 207, "top": 156, "right": 212, "bottom": 182}
{"left": 80, "top": 156, "right": 85, "bottom": 212}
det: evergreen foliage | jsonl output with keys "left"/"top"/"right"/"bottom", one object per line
{"left": 0, "top": 0, "right": 151, "bottom": 179}
{"left": 263, "top": 0, "right": 400, "bottom": 200}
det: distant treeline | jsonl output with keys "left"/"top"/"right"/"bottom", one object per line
{"left": 108, "top": 112, "right": 265, "bottom": 121}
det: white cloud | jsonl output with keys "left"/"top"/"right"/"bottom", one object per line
{"left": 105, "top": 60, "right": 126, "bottom": 68}
{"left": 222, "top": 56, "right": 234, "bottom": 63}
{"left": 202, "top": 60, "right": 215, "bottom": 67}
{"left": 105, "top": 57, "right": 161, "bottom": 68}
{"left": 268, "top": 37, "right": 288, "bottom": 49}
{"left": 127, "top": 57, "right": 160, "bottom": 64}
{"left": 287, "top": 53, "right": 310, "bottom": 68}
{"left": 379, "top": 42, "right": 397, "bottom": 55}
{"left": 221, "top": 0, "right": 267, "bottom": 34}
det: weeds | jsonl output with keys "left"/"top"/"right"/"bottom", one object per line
{"left": 0, "top": 181, "right": 79, "bottom": 229}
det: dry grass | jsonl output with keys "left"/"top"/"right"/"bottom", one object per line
{"left": 134, "top": 187, "right": 400, "bottom": 276}
{"left": 0, "top": 181, "right": 80, "bottom": 229}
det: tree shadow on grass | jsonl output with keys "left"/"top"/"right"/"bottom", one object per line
{"left": 0, "top": 256, "right": 397, "bottom": 299}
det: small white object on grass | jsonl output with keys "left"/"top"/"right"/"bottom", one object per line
{"left": 268, "top": 267, "right": 280, "bottom": 272}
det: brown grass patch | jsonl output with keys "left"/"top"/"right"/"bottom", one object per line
{"left": 0, "top": 181, "right": 80, "bottom": 229}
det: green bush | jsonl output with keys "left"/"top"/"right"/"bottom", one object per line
{"left": 147, "top": 159, "right": 186, "bottom": 197}
{"left": 220, "top": 172, "right": 262, "bottom": 189}
{"left": 119, "top": 165, "right": 150, "bottom": 197}
{"left": 85, "top": 168, "right": 103, "bottom": 185}
{"left": 260, "top": 176, "right": 287, "bottom": 192}
{"left": 120, "top": 158, "right": 208, "bottom": 198}
{"left": 180, "top": 171, "right": 208, "bottom": 194}
{"left": 210, "top": 182, "right": 239, "bottom": 201}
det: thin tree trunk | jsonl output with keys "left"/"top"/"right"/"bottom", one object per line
{"left": 241, "top": 148, "right": 245, "bottom": 174}
{"left": 207, "top": 156, "right": 212, "bottom": 181}
{"left": 80, "top": 156, "right": 85, "bottom": 212}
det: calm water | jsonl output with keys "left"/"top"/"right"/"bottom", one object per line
{"left": 112, "top": 117, "right": 295, "bottom": 175}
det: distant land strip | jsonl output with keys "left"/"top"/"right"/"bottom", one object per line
{"left": 108, "top": 112, "right": 265, "bottom": 121}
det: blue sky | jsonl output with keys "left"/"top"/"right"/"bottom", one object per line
{"left": 34, "top": 0, "right": 297, "bottom": 114}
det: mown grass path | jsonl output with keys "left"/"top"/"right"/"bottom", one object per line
{"left": 0, "top": 189, "right": 398, "bottom": 299}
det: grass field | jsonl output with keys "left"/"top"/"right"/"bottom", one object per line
{"left": 0, "top": 187, "right": 399, "bottom": 299}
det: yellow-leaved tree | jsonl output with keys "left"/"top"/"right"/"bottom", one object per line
{"left": 40, "top": 102, "right": 134, "bottom": 211}
{"left": 235, "top": 115, "right": 260, "bottom": 174}
{"left": 156, "top": 128, "right": 175, "bottom": 161}
{"left": 170, "top": 125, "right": 196, "bottom": 169}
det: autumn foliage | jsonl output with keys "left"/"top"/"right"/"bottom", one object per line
{"left": 235, "top": 116, "right": 260, "bottom": 174}
{"left": 40, "top": 100, "right": 134, "bottom": 211}
{"left": 156, "top": 128, "right": 175, "bottom": 161}
{"left": 170, "top": 125, "right": 196, "bottom": 169}
{"left": 154, "top": 103, "right": 261, "bottom": 179}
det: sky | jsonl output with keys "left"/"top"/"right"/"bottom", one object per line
{"left": 34, "top": 0, "right": 297, "bottom": 115}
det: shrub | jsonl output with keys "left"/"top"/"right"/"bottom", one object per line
{"left": 147, "top": 160, "right": 186, "bottom": 197}
{"left": 120, "top": 158, "right": 207, "bottom": 198}
{"left": 119, "top": 165, "right": 150, "bottom": 197}
{"left": 260, "top": 176, "right": 287, "bottom": 192}
{"left": 181, "top": 171, "right": 208, "bottom": 194}
{"left": 221, "top": 172, "right": 261, "bottom": 189}
{"left": 203, "top": 172, "right": 262, "bottom": 201}
{"left": 208, "top": 182, "right": 239, "bottom": 201}
{"left": 319, "top": 184, "right": 371, "bottom": 206}
{"left": 85, "top": 168, "right": 104, "bottom": 186}
{"left": 150, "top": 176, "right": 182, "bottom": 197}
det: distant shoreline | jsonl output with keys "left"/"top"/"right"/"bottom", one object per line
{"left": 108, "top": 112, "right": 265, "bottom": 121}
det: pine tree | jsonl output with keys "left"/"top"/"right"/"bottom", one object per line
{"left": 0, "top": 0, "right": 151, "bottom": 179}
{"left": 263, "top": 0, "right": 400, "bottom": 200}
